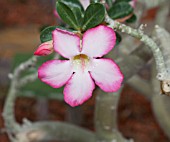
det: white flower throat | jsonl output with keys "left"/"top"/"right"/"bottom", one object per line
{"left": 72, "top": 54, "right": 90, "bottom": 72}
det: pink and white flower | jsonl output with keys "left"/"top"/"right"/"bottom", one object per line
{"left": 38, "top": 25, "right": 123, "bottom": 107}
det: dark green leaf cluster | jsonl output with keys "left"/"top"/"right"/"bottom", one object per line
{"left": 56, "top": 0, "right": 105, "bottom": 31}
{"left": 108, "top": 2, "right": 133, "bottom": 19}
{"left": 40, "top": 0, "right": 137, "bottom": 46}
{"left": 40, "top": 0, "right": 105, "bottom": 43}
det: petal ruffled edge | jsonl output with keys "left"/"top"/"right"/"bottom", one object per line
{"left": 81, "top": 25, "right": 116, "bottom": 58}
{"left": 38, "top": 60, "right": 73, "bottom": 88}
{"left": 90, "top": 58, "right": 123, "bottom": 92}
{"left": 52, "top": 28, "right": 80, "bottom": 59}
{"left": 64, "top": 72, "right": 95, "bottom": 107}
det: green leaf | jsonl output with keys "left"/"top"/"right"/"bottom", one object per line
{"left": 82, "top": 3, "right": 105, "bottom": 31}
{"left": 58, "top": 0, "right": 84, "bottom": 26}
{"left": 56, "top": 1, "right": 80, "bottom": 30}
{"left": 59, "top": 0, "right": 84, "bottom": 11}
{"left": 39, "top": 25, "right": 50, "bottom": 32}
{"left": 40, "top": 26, "right": 75, "bottom": 43}
{"left": 126, "top": 14, "right": 137, "bottom": 23}
{"left": 108, "top": 2, "right": 133, "bottom": 19}
{"left": 106, "top": 0, "right": 113, "bottom": 7}
{"left": 40, "top": 26, "right": 57, "bottom": 43}
{"left": 115, "top": 32, "right": 122, "bottom": 46}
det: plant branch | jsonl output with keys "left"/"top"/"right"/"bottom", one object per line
{"left": 2, "top": 56, "right": 38, "bottom": 140}
{"left": 151, "top": 63, "right": 170, "bottom": 139}
{"left": 19, "top": 72, "right": 38, "bottom": 87}
{"left": 154, "top": 26, "right": 170, "bottom": 76}
{"left": 3, "top": 41, "right": 153, "bottom": 141}
{"left": 15, "top": 121, "right": 95, "bottom": 142}
{"left": 94, "top": 38, "right": 154, "bottom": 142}
{"left": 3, "top": 55, "right": 95, "bottom": 142}
{"left": 95, "top": 89, "right": 133, "bottom": 142}
{"left": 117, "top": 43, "right": 152, "bottom": 81}
{"left": 4, "top": 12, "right": 167, "bottom": 142}
{"left": 105, "top": 15, "right": 167, "bottom": 80}
{"left": 153, "top": 26, "right": 170, "bottom": 94}
{"left": 152, "top": 95, "right": 170, "bottom": 139}
{"left": 127, "top": 75, "right": 152, "bottom": 99}
{"left": 150, "top": 9, "right": 170, "bottom": 138}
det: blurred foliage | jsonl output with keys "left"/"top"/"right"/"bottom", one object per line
{"left": 12, "top": 53, "right": 64, "bottom": 100}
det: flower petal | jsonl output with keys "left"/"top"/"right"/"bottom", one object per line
{"left": 81, "top": 25, "right": 116, "bottom": 58}
{"left": 53, "top": 28, "right": 80, "bottom": 58}
{"left": 81, "top": 0, "right": 90, "bottom": 9}
{"left": 34, "top": 40, "right": 53, "bottom": 56}
{"left": 64, "top": 72, "right": 95, "bottom": 107}
{"left": 38, "top": 60, "right": 73, "bottom": 88}
{"left": 90, "top": 59, "right": 123, "bottom": 92}
{"left": 53, "top": 9, "right": 60, "bottom": 19}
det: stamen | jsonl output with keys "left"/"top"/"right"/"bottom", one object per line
{"left": 73, "top": 54, "right": 89, "bottom": 61}
{"left": 73, "top": 54, "right": 90, "bottom": 72}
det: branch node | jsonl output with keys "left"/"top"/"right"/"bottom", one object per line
{"left": 8, "top": 73, "right": 14, "bottom": 79}
{"left": 23, "top": 118, "right": 33, "bottom": 127}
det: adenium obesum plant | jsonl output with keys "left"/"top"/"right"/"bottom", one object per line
{"left": 33, "top": 0, "right": 138, "bottom": 106}
{"left": 34, "top": 25, "right": 123, "bottom": 107}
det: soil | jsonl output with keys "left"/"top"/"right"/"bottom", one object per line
{"left": 0, "top": 85, "right": 169, "bottom": 142}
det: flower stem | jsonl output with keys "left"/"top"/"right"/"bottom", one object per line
{"left": 105, "top": 15, "right": 167, "bottom": 80}
{"left": 2, "top": 56, "right": 38, "bottom": 140}
{"left": 95, "top": 89, "right": 133, "bottom": 142}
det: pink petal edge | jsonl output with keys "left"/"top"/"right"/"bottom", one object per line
{"left": 64, "top": 72, "right": 95, "bottom": 107}
{"left": 52, "top": 28, "right": 80, "bottom": 59}
{"left": 38, "top": 60, "right": 73, "bottom": 88}
{"left": 53, "top": 9, "right": 60, "bottom": 19}
{"left": 34, "top": 41, "right": 53, "bottom": 56}
{"left": 90, "top": 58, "right": 124, "bottom": 92}
{"left": 81, "top": 25, "right": 116, "bottom": 58}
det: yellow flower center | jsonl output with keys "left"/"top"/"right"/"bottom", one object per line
{"left": 72, "top": 54, "right": 90, "bottom": 72}
{"left": 73, "top": 54, "right": 88, "bottom": 60}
